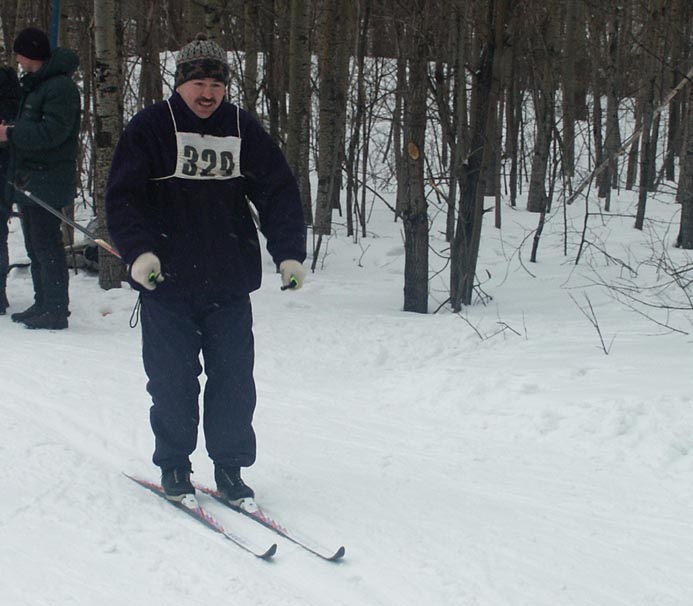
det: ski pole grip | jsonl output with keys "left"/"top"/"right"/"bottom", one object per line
{"left": 281, "top": 276, "right": 299, "bottom": 291}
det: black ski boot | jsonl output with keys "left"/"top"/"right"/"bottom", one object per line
{"left": 0, "top": 290, "right": 8, "bottom": 315}
{"left": 215, "top": 465, "right": 254, "bottom": 503}
{"left": 161, "top": 466, "right": 195, "bottom": 501}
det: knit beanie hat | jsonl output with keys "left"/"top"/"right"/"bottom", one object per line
{"left": 13, "top": 27, "right": 51, "bottom": 61}
{"left": 174, "top": 33, "right": 229, "bottom": 88}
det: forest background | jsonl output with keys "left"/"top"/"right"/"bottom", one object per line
{"left": 1, "top": 0, "right": 692, "bottom": 317}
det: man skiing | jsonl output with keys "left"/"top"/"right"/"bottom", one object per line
{"left": 105, "top": 34, "right": 306, "bottom": 504}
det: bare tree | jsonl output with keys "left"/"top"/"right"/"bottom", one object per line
{"left": 286, "top": 0, "right": 313, "bottom": 224}
{"left": 526, "top": 1, "right": 558, "bottom": 214}
{"left": 396, "top": 0, "right": 429, "bottom": 313}
{"left": 137, "top": 0, "right": 163, "bottom": 110}
{"left": 677, "top": 81, "right": 693, "bottom": 248}
{"left": 314, "top": 0, "right": 353, "bottom": 239}
{"left": 241, "top": 2, "right": 260, "bottom": 120}
{"left": 450, "top": 0, "right": 509, "bottom": 310}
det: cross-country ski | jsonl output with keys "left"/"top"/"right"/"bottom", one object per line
{"left": 124, "top": 474, "right": 277, "bottom": 560}
{"left": 195, "top": 483, "right": 346, "bottom": 561}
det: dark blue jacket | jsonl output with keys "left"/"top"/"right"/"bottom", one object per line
{"left": 105, "top": 92, "right": 306, "bottom": 296}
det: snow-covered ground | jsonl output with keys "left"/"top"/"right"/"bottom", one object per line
{"left": 2, "top": 187, "right": 693, "bottom": 606}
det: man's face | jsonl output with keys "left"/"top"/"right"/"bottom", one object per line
{"left": 176, "top": 78, "right": 225, "bottom": 119}
{"left": 15, "top": 54, "right": 43, "bottom": 73}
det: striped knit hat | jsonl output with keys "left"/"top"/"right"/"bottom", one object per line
{"left": 174, "top": 33, "right": 229, "bottom": 88}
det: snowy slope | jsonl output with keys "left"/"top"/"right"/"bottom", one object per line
{"left": 2, "top": 191, "right": 693, "bottom": 606}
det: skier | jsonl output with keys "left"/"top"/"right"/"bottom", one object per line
{"left": 105, "top": 34, "right": 306, "bottom": 504}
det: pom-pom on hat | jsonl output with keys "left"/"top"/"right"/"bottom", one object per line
{"left": 13, "top": 27, "right": 51, "bottom": 61}
{"left": 175, "top": 33, "right": 229, "bottom": 88}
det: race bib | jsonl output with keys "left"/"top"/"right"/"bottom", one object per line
{"left": 174, "top": 131, "right": 242, "bottom": 180}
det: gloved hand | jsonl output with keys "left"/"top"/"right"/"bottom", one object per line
{"left": 130, "top": 252, "right": 164, "bottom": 290}
{"left": 279, "top": 259, "right": 305, "bottom": 290}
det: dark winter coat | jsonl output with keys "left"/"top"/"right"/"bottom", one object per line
{"left": 105, "top": 91, "right": 306, "bottom": 297}
{"left": 0, "top": 67, "right": 20, "bottom": 215}
{"left": 5, "top": 48, "right": 81, "bottom": 209}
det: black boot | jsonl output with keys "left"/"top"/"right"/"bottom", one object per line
{"left": 161, "top": 466, "right": 195, "bottom": 501}
{"left": 215, "top": 465, "right": 254, "bottom": 503}
{"left": 0, "top": 290, "right": 7, "bottom": 315}
{"left": 11, "top": 303, "right": 43, "bottom": 323}
{"left": 22, "top": 309, "right": 68, "bottom": 330}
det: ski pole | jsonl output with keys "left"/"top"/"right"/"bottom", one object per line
{"left": 11, "top": 183, "right": 122, "bottom": 259}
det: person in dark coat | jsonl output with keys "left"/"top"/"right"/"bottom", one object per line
{"left": 105, "top": 34, "right": 306, "bottom": 504}
{"left": 0, "top": 27, "right": 81, "bottom": 329}
{"left": 0, "top": 66, "right": 20, "bottom": 314}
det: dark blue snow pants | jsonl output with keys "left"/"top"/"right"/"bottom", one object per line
{"left": 140, "top": 291, "right": 257, "bottom": 471}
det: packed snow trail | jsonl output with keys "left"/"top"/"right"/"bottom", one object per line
{"left": 2, "top": 198, "right": 693, "bottom": 605}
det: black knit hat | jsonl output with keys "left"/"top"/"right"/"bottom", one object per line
{"left": 174, "top": 33, "right": 229, "bottom": 88}
{"left": 13, "top": 27, "right": 51, "bottom": 61}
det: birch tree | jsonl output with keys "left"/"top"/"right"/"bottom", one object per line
{"left": 94, "top": 0, "right": 125, "bottom": 288}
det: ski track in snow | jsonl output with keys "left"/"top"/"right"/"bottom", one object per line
{"left": 2, "top": 197, "right": 693, "bottom": 605}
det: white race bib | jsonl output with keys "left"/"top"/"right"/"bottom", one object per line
{"left": 173, "top": 131, "right": 242, "bottom": 180}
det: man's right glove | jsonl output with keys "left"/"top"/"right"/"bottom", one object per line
{"left": 279, "top": 259, "right": 305, "bottom": 290}
{"left": 130, "top": 252, "right": 164, "bottom": 290}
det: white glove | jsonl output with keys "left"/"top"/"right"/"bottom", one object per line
{"left": 279, "top": 259, "right": 305, "bottom": 290}
{"left": 130, "top": 252, "right": 164, "bottom": 290}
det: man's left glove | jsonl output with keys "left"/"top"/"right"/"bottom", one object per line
{"left": 279, "top": 259, "right": 305, "bottom": 290}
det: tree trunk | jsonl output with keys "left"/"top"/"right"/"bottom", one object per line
{"left": 625, "top": 100, "right": 641, "bottom": 190}
{"left": 561, "top": 0, "right": 577, "bottom": 177}
{"left": 597, "top": 7, "right": 621, "bottom": 210}
{"left": 202, "top": 0, "right": 223, "bottom": 41}
{"left": 450, "top": 0, "right": 508, "bottom": 310}
{"left": 286, "top": 0, "right": 312, "bottom": 225}
{"left": 314, "top": 0, "right": 352, "bottom": 236}
{"left": 677, "top": 84, "right": 693, "bottom": 247}
{"left": 351, "top": 1, "right": 371, "bottom": 240}
{"left": 447, "top": 3, "right": 469, "bottom": 240}
{"left": 526, "top": 14, "right": 556, "bottom": 214}
{"left": 399, "top": 3, "right": 429, "bottom": 314}
{"left": 94, "top": 0, "right": 125, "bottom": 289}
{"left": 393, "top": 49, "right": 405, "bottom": 221}
{"left": 635, "top": 76, "right": 655, "bottom": 230}
{"left": 506, "top": 49, "right": 519, "bottom": 208}
{"left": 138, "top": 0, "right": 163, "bottom": 110}
{"left": 242, "top": 2, "right": 260, "bottom": 120}
{"left": 265, "top": 0, "right": 289, "bottom": 144}
{"left": 184, "top": 0, "right": 205, "bottom": 41}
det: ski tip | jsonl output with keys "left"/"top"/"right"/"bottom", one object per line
{"left": 261, "top": 543, "right": 278, "bottom": 559}
{"left": 328, "top": 546, "right": 346, "bottom": 561}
